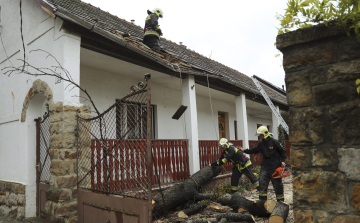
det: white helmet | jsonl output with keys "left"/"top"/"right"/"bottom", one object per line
{"left": 256, "top": 126, "right": 271, "bottom": 139}
{"left": 153, "top": 8, "right": 163, "bottom": 18}
{"left": 219, "top": 138, "right": 228, "bottom": 147}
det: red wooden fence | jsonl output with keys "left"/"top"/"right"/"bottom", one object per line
{"left": 199, "top": 140, "right": 243, "bottom": 173}
{"left": 90, "top": 139, "right": 189, "bottom": 191}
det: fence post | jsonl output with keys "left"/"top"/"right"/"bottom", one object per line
{"left": 145, "top": 73, "right": 153, "bottom": 223}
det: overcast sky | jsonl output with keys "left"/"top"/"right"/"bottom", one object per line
{"left": 83, "top": 0, "right": 289, "bottom": 89}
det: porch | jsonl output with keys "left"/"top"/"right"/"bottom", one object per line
{"left": 89, "top": 139, "right": 291, "bottom": 190}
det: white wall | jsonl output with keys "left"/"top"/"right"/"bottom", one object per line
{"left": 0, "top": 0, "right": 81, "bottom": 217}
{"left": 79, "top": 65, "right": 277, "bottom": 143}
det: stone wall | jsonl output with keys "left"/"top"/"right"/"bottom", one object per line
{"left": 46, "top": 102, "right": 91, "bottom": 223}
{"left": 0, "top": 181, "right": 26, "bottom": 220}
{"left": 277, "top": 24, "right": 360, "bottom": 222}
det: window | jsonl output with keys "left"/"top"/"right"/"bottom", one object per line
{"left": 116, "top": 100, "right": 156, "bottom": 139}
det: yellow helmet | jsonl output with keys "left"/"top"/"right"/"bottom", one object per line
{"left": 256, "top": 126, "right": 271, "bottom": 139}
{"left": 219, "top": 138, "right": 228, "bottom": 147}
{"left": 153, "top": 8, "right": 163, "bottom": 18}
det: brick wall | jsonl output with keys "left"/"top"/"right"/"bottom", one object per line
{"left": 277, "top": 24, "right": 360, "bottom": 222}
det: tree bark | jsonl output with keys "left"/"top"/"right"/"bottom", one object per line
{"left": 194, "top": 193, "right": 213, "bottom": 202}
{"left": 218, "top": 218, "right": 228, "bottom": 223}
{"left": 229, "top": 194, "right": 276, "bottom": 217}
{"left": 269, "top": 201, "right": 289, "bottom": 223}
{"left": 215, "top": 213, "right": 255, "bottom": 222}
{"left": 178, "top": 203, "right": 207, "bottom": 218}
{"left": 152, "top": 166, "right": 222, "bottom": 217}
{"left": 216, "top": 195, "right": 232, "bottom": 206}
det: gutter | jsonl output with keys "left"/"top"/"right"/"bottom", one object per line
{"left": 40, "top": 1, "right": 288, "bottom": 107}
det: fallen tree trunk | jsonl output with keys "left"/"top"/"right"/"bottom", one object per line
{"left": 269, "top": 201, "right": 289, "bottom": 223}
{"left": 215, "top": 213, "right": 255, "bottom": 222}
{"left": 210, "top": 202, "right": 232, "bottom": 213}
{"left": 178, "top": 203, "right": 207, "bottom": 218}
{"left": 186, "top": 219, "right": 217, "bottom": 223}
{"left": 229, "top": 194, "right": 276, "bottom": 217}
{"left": 216, "top": 194, "right": 232, "bottom": 206}
{"left": 194, "top": 193, "right": 213, "bottom": 201}
{"left": 152, "top": 166, "right": 222, "bottom": 217}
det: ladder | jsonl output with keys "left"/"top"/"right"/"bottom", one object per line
{"left": 251, "top": 76, "right": 289, "bottom": 135}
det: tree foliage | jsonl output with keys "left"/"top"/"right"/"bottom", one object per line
{"left": 276, "top": 0, "right": 360, "bottom": 42}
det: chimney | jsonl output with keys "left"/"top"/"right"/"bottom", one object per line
{"left": 131, "top": 19, "right": 135, "bottom": 24}
{"left": 179, "top": 42, "right": 187, "bottom": 49}
{"left": 282, "top": 85, "right": 285, "bottom": 91}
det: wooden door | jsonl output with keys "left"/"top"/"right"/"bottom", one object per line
{"left": 218, "top": 112, "right": 226, "bottom": 139}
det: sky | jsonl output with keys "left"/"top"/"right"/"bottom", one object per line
{"left": 82, "top": 0, "right": 289, "bottom": 89}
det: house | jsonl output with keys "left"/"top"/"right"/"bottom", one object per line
{"left": 0, "top": 0, "right": 288, "bottom": 221}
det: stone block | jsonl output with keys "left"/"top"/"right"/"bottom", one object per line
{"left": 289, "top": 107, "right": 324, "bottom": 144}
{"left": 68, "top": 216, "right": 78, "bottom": 223}
{"left": 0, "top": 205, "right": 11, "bottom": 216}
{"left": 17, "top": 194, "right": 25, "bottom": 206}
{"left": 16, "top": 206, "right": 25, "bottom": 221}
{"left": 330, "top": 102, "right": 360, "bottom": 145}
{"left": 16, "top": 185, "right": 25, "bottom": 194}
{"left": 313, "top": 210, "right": 329, "bottom": 223}
{"left": 65, "top": 150, "right": 78, "bottom": 159}
{"left": 8, "top": 206, "right": 18, "bottom": 218}
{"left": 338, "top": 148, "right": 360, "bottom": 181}
{"left": 311, "top": 147, "right": 338, "bottom": 168}
{"left": 313, "top": 83, "right": 348, "bottom": 105}
{"left": 282, "top": 41, "right": 333, "bottom": 73}
{"left": 0, "top": 181, "right": 4, "bottom": 191}
{"left": 332, "top": 215, "right": 360, "bottom": 223}
{"left": 57, "top": 176, "right": 77, "bottom": 188}
{"left": 310, "top": 66, "right": 329, "bottom": 86}
{"left": 291, "top": 147, "right": 309, "bottom": 168}
{"left": 276, "top": 24, "right": 344, "bottom": 50}
{"left": 47, "top": 188, "right": 70, "bottom": 202}
{"left": 328, "top": 59, "right": 360, "bottom": 83}
{"left": 285, "top": 70, "right": 312, "bottom": 106}
{"left": 334, "top": 35, "right": 360, "bottom": 62}
{"left": 50, "top": 160, "right": 70, "bottom": 176}
{"left": 293, "top": 170, "right": 346, "bottom": 213}
{"left": 54, "top": 201, "right": 77, "bottom": 218}
{"left": 6, "top": 193, "right": 18, "bottom": 206}
{"left": 294, "top": 210, "right": 314, "bottom": 223}
{"left": 51, "top": 123, "right": 61, "bottom": 135}
{"left": 351, "top": 184, "right": 360, "bottom": 212}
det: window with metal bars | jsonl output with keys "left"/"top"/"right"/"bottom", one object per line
{"left": 115, "top": 100, "right": 156, "bottom": 139}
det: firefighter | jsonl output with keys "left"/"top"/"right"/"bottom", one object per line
{"left": 143, "top": 8, "right": 163, "bottom": 51}
{"left": 209, "top": 138, "right": 259, "bottom": 194}
{"left": 239, "top": 126, "right": 286, "bottom": 202}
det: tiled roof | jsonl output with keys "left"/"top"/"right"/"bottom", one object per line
{"left": 44, "top": 0, "right": 287, "bottom": 105}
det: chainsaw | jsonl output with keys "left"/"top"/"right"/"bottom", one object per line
{"left": 272, "top": 164, "right": 290, "bottom": 179}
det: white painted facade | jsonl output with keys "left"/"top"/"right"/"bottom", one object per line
{"left": 0, "top": 0, "right": 287, "bottom": 218}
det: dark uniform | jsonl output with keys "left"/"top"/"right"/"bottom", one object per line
{"left": 143, "top": 10, "right": 162, "bottom": 51}
{"left": 244, "top": 137, "right": 286, "bottom": 201}
{"left": 211, "top": 142, "right": 259, "bottom": 193}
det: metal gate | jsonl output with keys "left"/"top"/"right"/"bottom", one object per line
{"left": 76, "top": 74, "right": 153, "bottom": 223}
{"left": 35, "top": 103, "right": 51, "bottom": 217}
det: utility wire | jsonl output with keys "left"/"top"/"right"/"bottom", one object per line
{"left": 206, "top": 74, "right": 218, "bottom": 141}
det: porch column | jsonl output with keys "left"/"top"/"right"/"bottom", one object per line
{"left": 272, "top": 105, "right": 280, "bottom": 139}
{"left": 182, "top": 75, "right": 200, "bottom": 174}
{"left": 235, "top": 93, "right": 249, "bottom": 154}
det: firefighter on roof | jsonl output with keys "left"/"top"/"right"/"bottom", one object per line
{"left": 143, "top": 8, "right": 163, "bottom": 51}
{"left": 239, "top": 126, "right": 287, "bottom": 202}
{"left": 210, "top": 138, "right": 259, "bottom": 194}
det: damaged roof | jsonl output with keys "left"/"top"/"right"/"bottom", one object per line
{"left": 39, "top": 0, "right": 287, "bottom": 105}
